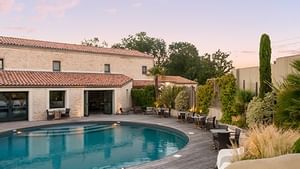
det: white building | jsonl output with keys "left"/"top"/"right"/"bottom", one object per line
{"left": 232, "top": 54, "right": 300, "bottom": 95}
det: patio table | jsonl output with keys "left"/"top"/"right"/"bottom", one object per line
{"left": 50, "top": 109, "right": 65, "bottom": 120}
{"left": 210, "top": 129, "right": 231, "bottom": 134}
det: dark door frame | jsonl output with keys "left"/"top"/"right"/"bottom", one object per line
{"left": 84, "top": 90, "right": 113, "bottom": 116}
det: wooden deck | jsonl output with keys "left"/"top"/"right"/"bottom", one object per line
{"left": 0, "top": 115, "right": 217, "bottom": 169}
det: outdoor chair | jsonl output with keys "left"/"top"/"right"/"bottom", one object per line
{"left": 230, "top": 128, "right": 241, "bottom": 147}
{"left": 163, "top": 108, "right": 171, "bottom": 117}
{"left": 214, "top": 132, "right": 231, "bottom": 150}
{"left": 186, "top": 112, "right": 195, "bottom": 123}
{"left": 145, "top": 107, "right": 154, "bottom": 115}
{"left": 177, "top": 112, "right": 186, "bottom": 121}
{"left": 157, "top": 108, "right": 164, "bottom": 117}
{"left": 133, "top": 106, "right": 143, "bottom": 114}
{"left": 199, "top": 116, "right": 207, "bottom": 128}
{"left": 46, "top": 109, "right": 54, "bottom": 120}
{"left": 61, "top": 108, "right": 70, "bottom": 118}
{"left": 206, "top": 116, "right": 216, "bottom": 130}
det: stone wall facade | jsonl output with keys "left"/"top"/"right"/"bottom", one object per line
{"left": 0, "top": 46, "right": 153, "bottom": 80}
{"left": 0, "top": 82, "right": 133, "bottom": 121}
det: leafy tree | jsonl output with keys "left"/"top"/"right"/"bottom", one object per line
{"left": 81, "top": 37, "right": 108, "bottom": 47}
{"left": 217, "top": 74, "right": 237, "bottom": 123}
{"left": 112, "top": 32, "right": 168, "bottom": 67}
{"left": 196, "top": 80, "right": 214, "bottom": 114}
{"left": 210, "top": 49, "right": 234, "bottom": 77}
{"left": 148, "top": 66, "right": 165, "bottom": 100}
{"left": 276, "top": 60, "right": 300, "bottom": 128}
{"left": 166, "top": 42, "right": 200, "bottom": 81}
{"left": 259, "top": 34, "right": 272, "bottom": 98}
{"left": 166, "top": 44, "right": 233, "bottom": 85}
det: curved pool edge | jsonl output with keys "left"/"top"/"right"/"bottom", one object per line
{"left": 0, "top": 115, "right": 217, "bottom": 169}
{"left": 0, "top": 119, "right": 191, "bottom": 169}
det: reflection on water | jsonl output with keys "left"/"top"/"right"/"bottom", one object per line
{"left": 0, "top": 123, "right": 187, "bottom": 169}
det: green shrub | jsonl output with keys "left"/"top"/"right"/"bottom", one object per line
{"left": 217, "top": 74, "right": 237, "bottom": 123}
{"left": 131, "top": 85, "right": 155, "bottom": 107}
{"left": 232, "top": 115, "right": 247, "bottom": 128}
{"left": 196, "top": 81, "right": 214, "bottom": 114}
{"left": 275, "top": 60, "right": 300, "bottom": 128}
{"left": 158, "top": 86, "right": 183, "bottom": 109}
{"left": 234, "top": 90, "right": 254, "bottom": 115}
{"left": 293, "top": 138, "right": 300, "bottom": 153}
{"left": 175, "top": 90, "right": 190, "bottom": 111}
{"left": 246, "top": 92, "right": 275, "bottom": 127}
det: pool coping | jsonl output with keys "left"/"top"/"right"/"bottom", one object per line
{"left": 0, "top": 115, "right": 217, "bottom": 169}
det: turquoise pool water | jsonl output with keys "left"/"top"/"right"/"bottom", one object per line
{"left": 0, "top": 122, "right": 188, "bottom": 169}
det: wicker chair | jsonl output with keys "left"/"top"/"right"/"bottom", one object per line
{"left": 230, "top": 128, "right": 241, "bottom": 147}
{"left": 46, "top": 109, "right": 54, "bottom": 120}
{"left": 206, "top": 116, "right": 216, "bottom": 130}
{"left": 214, "top": 132, "right": 231, "bottom": 150}
{"left": 61, "top": 108, "right": 70, "bottom": 118}
{"left": 198, "top": 116, "right": 207, "bottom": 129}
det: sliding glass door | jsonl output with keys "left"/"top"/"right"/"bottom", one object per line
{"left": 0, "top": 92, "right": 28, "bottom": 122}
{"left": 84, "top": 90, "right": 113, "bottom": 116}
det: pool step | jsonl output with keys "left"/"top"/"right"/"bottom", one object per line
{"left": 40, "top": 124, "right": 108, "bottom": 133}
{"left": 19, "top": 125, "right": 113, "bottom": 137}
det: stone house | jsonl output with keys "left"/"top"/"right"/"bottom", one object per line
{"left": 0, "top": 36, "right": 153, "bottom": 121}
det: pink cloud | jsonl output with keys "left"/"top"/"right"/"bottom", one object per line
{"left": 0, "top": 0, "right": 23, "bottom": 14}
{"left": 35, "top": 0, "right": 80, "bottom": 20}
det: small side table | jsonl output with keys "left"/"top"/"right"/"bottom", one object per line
{"left": 54, "top": 111, "right": 61, "bottom": 120}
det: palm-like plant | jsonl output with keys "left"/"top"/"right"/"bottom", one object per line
{"left": 158, "top": 86, "right": 183, "bottom": 110}
{"left": 148, "top": 66, "right": 165, "bottom": 100}
{"left": 276, "top": 60, "right": 300, "bottom": 128}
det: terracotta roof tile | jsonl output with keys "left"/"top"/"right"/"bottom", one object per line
{"left": 158, "top": 76, "right": 197, "bottom": 84}
{"left": 133, "top": 76, "right": 197, "bottom": 88}
{"left": 132, "top": 80, "right": 154, "bottom": 88}
{"left": 0, "top": 36, "right": 152, "bottom": 58}
{"left": 0, "top": 71, "right": 132, "bottom": 88}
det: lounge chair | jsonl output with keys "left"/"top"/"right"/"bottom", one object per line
{"left": 46, "top": 109, "right": 54, "bottom": 120}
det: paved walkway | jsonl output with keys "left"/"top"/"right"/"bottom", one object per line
{"left": 0, "top": 115, "right": 217, "bottom": 169}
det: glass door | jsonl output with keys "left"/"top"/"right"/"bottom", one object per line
{"left": 0, "top": 92, "right": 28, "bottom": 122}
{"left": 0, "top": 93, "right": 9, "bottom": 121}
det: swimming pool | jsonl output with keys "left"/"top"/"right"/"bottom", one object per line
{"left": 0, "top": 122, "right": 188, "bottom": 169}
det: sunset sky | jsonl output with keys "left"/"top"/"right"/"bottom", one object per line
{"left": 1, "top": 0, "right": 300, "bottom": 68}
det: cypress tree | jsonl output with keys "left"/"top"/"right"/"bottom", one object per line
{"left": 259, "top": 34, "right": 272, "bottom": 98}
